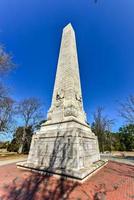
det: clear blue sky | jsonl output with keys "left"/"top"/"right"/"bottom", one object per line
{"left": 0, "top": 0, "right": 134, "bottom": 131}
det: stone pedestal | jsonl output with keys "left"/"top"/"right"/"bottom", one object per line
{"left": 17, "top": 120, "right": 106, "bottom": 180}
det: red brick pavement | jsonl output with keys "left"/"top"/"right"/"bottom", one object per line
{"left": 0, "top": 161, "right": 134, "bottom": 200}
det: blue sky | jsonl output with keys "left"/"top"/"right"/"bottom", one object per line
{"left": 0, "top": 0, "right": 134, "bottom": 131}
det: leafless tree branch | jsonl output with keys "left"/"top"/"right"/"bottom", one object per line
{"left": 0, "top": 45, "right": 15, "bottom": 76}
{"left": 118, "top": 95, "right": 134, "bottom": 124}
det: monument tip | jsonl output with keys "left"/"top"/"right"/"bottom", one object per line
{"left": 63, "top": 23, "right": 74, "bottom": 32}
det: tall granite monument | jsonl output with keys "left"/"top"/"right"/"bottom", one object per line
{"left": 17, "top": 24, "right": 106, "bottom": 180}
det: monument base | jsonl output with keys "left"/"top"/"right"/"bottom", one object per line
{"left": 17, "top": 160, "right": 107, "bottom": 182}
{"left": 17, "top": 120, "right": 106, "bottom": 182}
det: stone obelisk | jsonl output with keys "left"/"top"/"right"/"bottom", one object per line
{"left": 47, "top": 23, "right": 86, "bottom": 124}
{"left": 17, "top": 24, "right": 106, "bottom": 181}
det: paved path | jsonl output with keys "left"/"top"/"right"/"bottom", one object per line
{"left": 101, "top": 155, "right": 134, "bottom": 166}
{"left": 0, "top": 158, "right": 27, "bottom": 166}
{"left": 0, "top": 161, "right": 134, "bottom": 200}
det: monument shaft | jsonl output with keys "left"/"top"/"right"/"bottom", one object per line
{"left": 47, "top": 23, "right": 86, "bottom": 124}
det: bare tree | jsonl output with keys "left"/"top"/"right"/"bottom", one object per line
{"left": 17, "top": 97, "right": 44, "bottom": 153}
{"left": 119, "top": 95, "right": 134, "bottom": 124}
{"left": 0, "top": 45, "right": 14, "bottom": 101}
{"left": 0, "top": 45, "right": 15, "bottom": 76}
{"left": 0, "top": 83, "right": 9, "bottom": 99}
{"left": 0, "top": 96, "right": 14, "bottom": 133}
{"left": 0, "top": 45, "right": 15, "bottom": 134}
{"left": 0, "top": 44, "right": 17, "bottom": 143}
{"left": 92, "top": 106, "right": 114, "bottom": 152}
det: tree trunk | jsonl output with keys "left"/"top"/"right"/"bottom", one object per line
{"left": 18, "top": 127, "right": 26, "bottom": 154}
{"left": 18, "top": 143, "right": 23, "bottom": 154}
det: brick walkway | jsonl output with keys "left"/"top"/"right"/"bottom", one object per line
{"left": 0, "top": 161, "right": 134, "bottom": 200}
